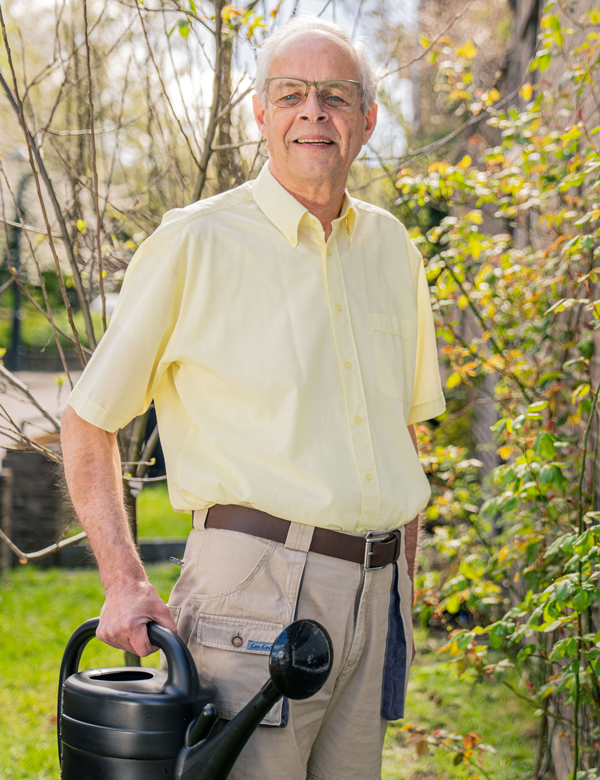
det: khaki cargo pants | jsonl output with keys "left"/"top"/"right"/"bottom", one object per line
{"left": 167, "top": 514, "right": 413, "bottom": 780}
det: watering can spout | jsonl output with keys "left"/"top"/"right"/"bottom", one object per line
{"left": 175, "top": 619, "right": 333, "bottom": 780}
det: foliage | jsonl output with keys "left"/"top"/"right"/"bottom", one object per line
{"left": 398, "top": 4, "right": 600, "bottom": 776}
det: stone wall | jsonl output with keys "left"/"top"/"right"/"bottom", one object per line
{"left": 1, "top": 450, "right": 66, "bottom": 566}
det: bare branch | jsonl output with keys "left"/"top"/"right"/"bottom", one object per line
{"left": 0, "top": 48, "right": 95, "bottom": 354}
{"left": 0, "top": 216, "right": 62, "bottom": 238}
{"left": 0, "top": 366, "right": 61, "bottom": 433}
{"left": 0, "top": 526, "right": 87, "bottom": 563}
{"left": 381, "top": 0, "right": 477, "bottom": 79}
{"left": 350, "top": 79, "right": 525, "bottom": 193}
{"left": 83, "top": 0, "right": 107, "bottom": 333}
{"left": 192, "top": 0, "right": 225, "bottom": 201}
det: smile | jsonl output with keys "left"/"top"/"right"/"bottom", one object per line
{"left": 294, "top": 140, "right": 334, "bottom": 145}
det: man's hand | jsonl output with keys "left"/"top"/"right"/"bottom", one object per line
{"left": 99, "top": 577, "right": 177, "bottom": 656}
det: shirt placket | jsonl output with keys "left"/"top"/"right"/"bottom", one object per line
{"left": 323, "top": 230, "right": 380, "bottom": 530}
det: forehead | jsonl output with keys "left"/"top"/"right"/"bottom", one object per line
{"left": 268, "top": 32, "right": 360, "bottom": 81}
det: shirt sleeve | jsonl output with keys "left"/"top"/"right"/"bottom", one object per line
{"left": 67, "top": 217, "right": 187, "bottom": 432}
{"left": 406, "top": 234, "right": 446, "bottom": 426}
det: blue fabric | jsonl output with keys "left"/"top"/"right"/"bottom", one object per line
{"left": 381, "top": 562, "right": 407, "bottom": 720}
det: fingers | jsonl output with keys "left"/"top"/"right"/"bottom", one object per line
{"left": 97, "top": 580, "right": 178, "bottom": 656}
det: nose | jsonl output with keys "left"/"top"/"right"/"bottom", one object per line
{"left": 299, "top": 85, "right": 328, "bottom": 122}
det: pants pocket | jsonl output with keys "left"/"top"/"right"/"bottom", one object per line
{"left": 370, "top": 313, "right": 412, "bottom": 401}
{"left": 193, "top": 613, "right": 285, "bottom": 725}
{"left": 169, "top": 531, "right": 309, "bottom": 727}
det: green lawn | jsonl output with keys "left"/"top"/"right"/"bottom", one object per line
{"left": 0, "top": 559, "right": 537, "bottom": 780}
{"left": 1, "top": 486, "right": 537, "bottom": 779}
{"left": 382, "top": 635, "right": 538, "bottom": 779}
{"left": 65, "top": 482, "right": 193, "bottom": 539}
{"left": 136, "top": 483, "right": 192, "bottom": 538}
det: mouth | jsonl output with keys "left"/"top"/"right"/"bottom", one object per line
{"left": 294, "top": 139, "right": 335, "bottom": 146}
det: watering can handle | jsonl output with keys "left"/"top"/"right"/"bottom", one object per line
{"left": 57, "top": 617, "right": 200, "bottom": 766}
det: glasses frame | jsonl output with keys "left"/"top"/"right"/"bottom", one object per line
{"left": 264, "top": 77, "right": 363, "bottom": 111}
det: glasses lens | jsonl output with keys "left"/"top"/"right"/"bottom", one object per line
{"left": 268, "top": 78, "right": 307, "bottom": 107}
{"left": 319, "top": 81, "right": 359, "bottom": 110}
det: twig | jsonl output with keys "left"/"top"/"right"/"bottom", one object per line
{"left": 135, "top": 1, "right": 201, "bottom": 170}
{"left": 83, "top": 0, "right": 107, "bottom": 333}
{"left": 0, "top": 24, "right": 95, "bottom": 354}
{"left": 0, "top": 162, "right": 77, "bottom": 380}
{"left": 0, "top": 366, "right": 61, "bottom": 432}
{"left": 45, "top": 108, "right": 149, "bottom": 136}
{"left": 381, "top": 0, "right": 477, "bottom": 78}
{"left": 350, "top": 80, "right": 525, "bottom": 193}
{"left": 192, "top": 0, "right": 225, "bottom": 201}
{"left": 0, "top": 216, "right": 62, "bottom": 238}
{"left": 0, "top": 526, "right": 87, "bottom": 563}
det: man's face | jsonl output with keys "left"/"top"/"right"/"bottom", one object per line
{"left": 253, "top": 33, "right": 377, "bottom": 192}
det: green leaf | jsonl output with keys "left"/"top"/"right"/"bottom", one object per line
{"left": 178, "top": 18, "right": 190, "bottom": 37}
{"left": 538, "top": 52, "right": 552, "bottom": 72}
{"left": 573, "top": 529, "right": 594, "bottom": 558}
{"left": 534, "top": 431, "right": 556, "bottom": 460}
{"left": 517, "top": 644, "right": 535, "bottom": 661}
{"left": 445, "top": 593, "right": 461, "bottom": 614}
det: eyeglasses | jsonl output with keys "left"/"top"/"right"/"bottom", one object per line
{"left": 264, "top": 77, "right": 362, "bottom": 111}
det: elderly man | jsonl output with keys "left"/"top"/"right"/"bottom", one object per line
{"left": 61, "top": 15, "right": 445, "bottom": 780}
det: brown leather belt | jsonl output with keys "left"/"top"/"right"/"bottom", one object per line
{"left": 204, "top": 504, "right": 402, "bottom": 570}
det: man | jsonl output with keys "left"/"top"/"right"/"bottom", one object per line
{"left": 61, "top": 15, "right": 445, "bottom": 780}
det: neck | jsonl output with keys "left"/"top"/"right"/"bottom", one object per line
{"left": 268, "top": 163, "right": 346, "bottom": 240}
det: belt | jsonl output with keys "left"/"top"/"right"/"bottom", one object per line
{"left": 204, "top": 504, "right": 402, "bottom": 570}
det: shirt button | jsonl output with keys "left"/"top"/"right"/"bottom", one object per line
{"left": 354, "top": 416, "right": 362, "bottom": 425}
{"left": 365, "top": 473, "right": 373, "bottom": 482}
{"left": 326, "top": 248, "right": 332, "bottom": 256}
{"left": 344, "top": 361, "right": 352, "bottom": 370}
{"left": 335, "top": 304, "right": 342, "bottom": 313}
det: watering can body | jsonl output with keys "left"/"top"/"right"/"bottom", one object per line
{"left": 58, "top": 617, "right": 333, "bottom": 780}
{"left": 58, "top": 619, "right": 216, "bottom": 779}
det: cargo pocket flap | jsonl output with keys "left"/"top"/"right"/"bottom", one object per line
{"left": 197, "top": 614, "right": 283, "bottom": 655}
{"left": 195, "top": 614, "right": 285, "bottom": 726}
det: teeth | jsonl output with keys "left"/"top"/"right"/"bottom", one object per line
{"left": 297, "top": 140, "right": 333, "bottom": 145}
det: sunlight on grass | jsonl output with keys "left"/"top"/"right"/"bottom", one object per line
{"left": 0, "top": 564, "right": 179, "bottom": 780}
{"left": 382, "top": 632, "right": 537, "bottom": 780}
{"left": 136, "top": 483, "right": 192, "bottom": 538}
{"left": 0, "top": 570, "right": 537, "bottom": 780}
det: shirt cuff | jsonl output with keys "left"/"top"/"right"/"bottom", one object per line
{"left": 67, "top": 386, "right": 131, "bottom": 433}
{"left": 407, "top": 394, "right": 446, "bottom": 426}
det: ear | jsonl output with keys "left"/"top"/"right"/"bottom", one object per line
{"left": 362, "top": 102, "right": 378, "bottom": 146}
{"left": 253, "top": 94, "right": 267, "bottom": 138}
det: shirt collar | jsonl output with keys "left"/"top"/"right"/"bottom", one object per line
{"left": 251, "top": 163, "right": 358, "bottom": 246}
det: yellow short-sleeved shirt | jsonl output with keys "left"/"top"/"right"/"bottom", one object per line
{"left": 69, "top": 164, "right": 445, "bottom": 532}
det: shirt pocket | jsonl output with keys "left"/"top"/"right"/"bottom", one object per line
{"left": 369, "top": 313, "right": 412, "bottom": 400}
{"left": 194, "top": 613, "right": 284, "bottom": 725}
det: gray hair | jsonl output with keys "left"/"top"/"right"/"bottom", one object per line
{"left": 255, "top": 15, "right": 378, "bottom": 115}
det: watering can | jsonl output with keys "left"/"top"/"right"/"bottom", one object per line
{"left": 58, "top": 617, "right": 333, "bottom": 780}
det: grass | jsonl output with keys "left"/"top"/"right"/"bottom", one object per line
{"left": 1, "top": 487, "right": 537, "bottom": 779}
{"left": 136, "top": 483, "right": 192, "bottom": 538}
{"left": 65, "top": 483, "right": 193, "bottom": 539}
{"left": 0, "top": 562, "right": 538, "bottom": 780}
{"left": 0, "top": 564, "right": 180, "bottom": 780}
{"left": 382, "top": 635, "right": 538, "bottom": 780}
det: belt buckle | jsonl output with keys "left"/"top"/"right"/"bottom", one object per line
{"left": 363, "top": 530, "right": 393, "bottom": 571}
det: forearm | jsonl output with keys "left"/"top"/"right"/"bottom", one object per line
{"left": 61, "top": 404, "right": 146, "bottom": 591}
{"left": 61, "top": 405, "right": 175, "bottom": 654}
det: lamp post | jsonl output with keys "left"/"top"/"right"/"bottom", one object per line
{"left": 3, "top": 150, "right": 30, "bottom": 372}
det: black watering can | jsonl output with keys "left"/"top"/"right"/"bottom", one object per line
{"left": 58, "top": 617, "right": 333, "bottom": 780}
